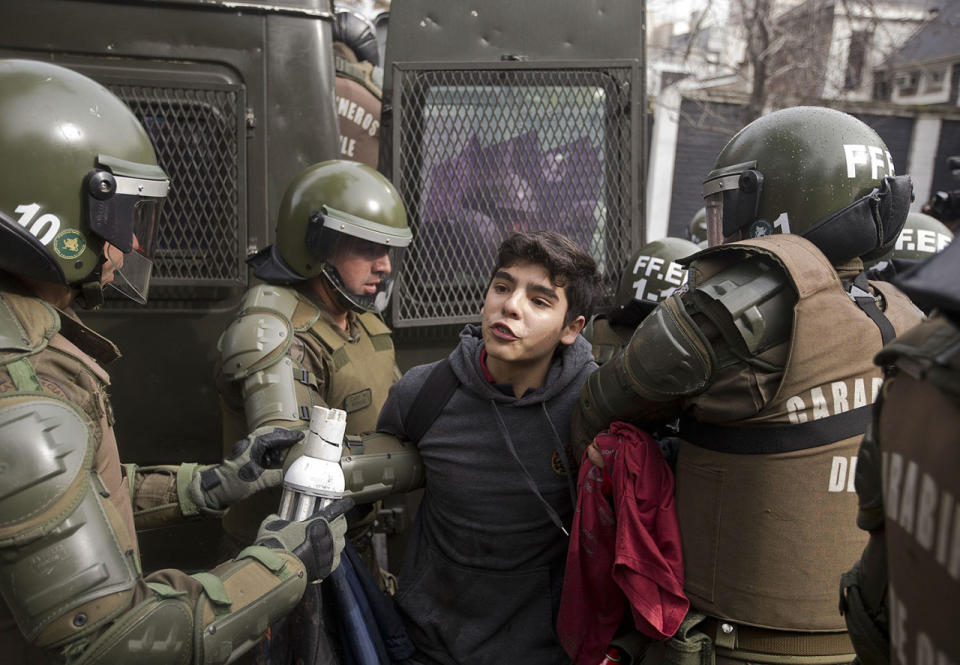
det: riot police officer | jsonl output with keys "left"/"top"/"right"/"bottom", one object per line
{"left": 332, "top": 7, "right": 383, "bottom": 167}
{"left": 216, "top": 160, "right": 411, "bottom": 581}
{"left": 573, "top": 106, "right": 924, "bottom": 665}
{"left": 841, "top": 239, "right": 960, "bottom": 665}
{"left": 0, "top": 59, "right": 347, "bottom": 665}
{"left": 583, "top": 237, "right": 699, "bottom": 365}
{"left": 866, "top": 211, "right": 954, "bottom": 285}
{"left": 688, "top": 207, "right": 709, "bottom": 247}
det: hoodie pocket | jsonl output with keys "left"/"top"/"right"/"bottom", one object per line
{"left": 398, "top": 547, "right": 566, "bottom": 664}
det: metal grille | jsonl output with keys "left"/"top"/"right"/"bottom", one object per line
{"left": 391, "top": 64, "right": 640, "bottom": 327}
{"left": 108, "top": 83, "right": 245, "bottom": 291}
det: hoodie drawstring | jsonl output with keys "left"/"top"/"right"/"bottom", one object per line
{"left": 489, "top": 400, "right": 571, "bottom": 537}
{"left": 542, "top": 402, "right": 579, "bottom": 513}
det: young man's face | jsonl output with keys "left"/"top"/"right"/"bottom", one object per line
{"left": 481, "top": 261, "right": 584, "bottom": 367}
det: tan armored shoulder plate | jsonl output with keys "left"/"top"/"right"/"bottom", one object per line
{"left": 686, "top": 246, "right": 796, "bottom": 357}
{"left": 245, "top": 283, "right": 324, "bottom": 332}
{"left": 219, "top": 285, "right": 299, "bottom": 381}
{"left": 0, "top": 393, "right": 141, "bottom": 648}
{"left": 239, "top": 283, "right": 300, "bottom": 318}
{"left": 0, "top": 292, "right": 59, "bottom": 363}
{"left": 0, "top": 394, "right": 92, "bottom": 545}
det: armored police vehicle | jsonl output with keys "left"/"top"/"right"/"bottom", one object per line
{"left": 0, "top": 0, "right": 646, "bottom": 569}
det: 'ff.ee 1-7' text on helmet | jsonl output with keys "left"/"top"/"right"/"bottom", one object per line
{"left": 609, "top": 236, "right": 700, "bottom": 329}
{"left": 701, "top": 106, "right": 912, "bottom": 264}
{"left": 0, "top": 59, "right": 169, "bottom": 306}
{"left": 248, "top": 160, "right": 412, "bottom": 314}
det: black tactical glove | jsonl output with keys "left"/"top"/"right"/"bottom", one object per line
{"left": 187, "top": 426, "right": 304, "bottom": 514}
{"left": 255, "top": 499, "right": 353, "bottom": 581}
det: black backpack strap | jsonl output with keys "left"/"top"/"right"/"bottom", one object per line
{"left": 849, "top": 272, "right": 896, "bottom": 345}
{"left": 403, "top": 358, "right": 459, "bottom": 442}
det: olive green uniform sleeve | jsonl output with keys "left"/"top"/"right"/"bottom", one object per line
{"left": 125, "top": 463, "right": 203, "bottom": 530}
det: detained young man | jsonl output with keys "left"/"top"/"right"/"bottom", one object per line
{"left": 376, "top": 230, "right": 601, "bottom": 665}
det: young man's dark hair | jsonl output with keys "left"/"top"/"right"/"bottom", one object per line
{"left": 491, "top": 230, "right": 601, "bottom": 324}
{"left": 376, "top": 230, "right": 600, "bottom": 665}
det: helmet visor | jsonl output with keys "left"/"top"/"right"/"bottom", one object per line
{"left": 103, "top": 197, "right": 162, "bottom": 304}
{"left": 705, "top": 192, "right": 726, "bottom": 247}
{"left": 88, "top": 170, "right": 168, "bottom": 253}
{"left": 702, "top": 166, "right": 763, "bottom": 243}
{"left": 322, "top": 233, "right": 406, "bottom": 313}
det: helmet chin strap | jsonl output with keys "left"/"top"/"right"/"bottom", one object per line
{"left": 311, "top": 270, "right": 360, "bottom": 317}
{"left": 321, "top": 263, "right": 383, "bottom": 314}
{"left": 332, "top": 283, "right": 365, "bottom": 314}
{"left": 77, "top": 280, "right": 104, "bottom": 310}
{"left": 74, "top": 255, "right": 108, "bottom": 310}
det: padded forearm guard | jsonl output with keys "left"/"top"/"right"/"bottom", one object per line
{"left": 573, "top": 295, "right": 712, "bottom": 451}
{"left": 340, "top": 431, "right": 424, "bottom": 503}
{"left": 75, "top": 547, "right": 307, "bottom": 665}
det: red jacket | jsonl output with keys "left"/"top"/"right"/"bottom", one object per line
{"left": 557, "top": 422, "right": 688, "bottom": 664}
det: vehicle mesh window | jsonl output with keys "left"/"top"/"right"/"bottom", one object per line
{"left": 108, "top": 84, "right": 245, "bottom": 292}
{"left": 390, "top": 65, "right": 639, "bottom": 327}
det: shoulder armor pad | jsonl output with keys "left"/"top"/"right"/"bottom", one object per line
{"left": 0, "top": 394, "right": 138, "bottom": 645}
{"left": 239, "top": 284, "right": 300, "bottom": 319}
{"left": 0, "top": 293, "right": 59, "bottom": 360}
{"left": 688, "top": 254, "right": 795, "bottom": 356}
{"left": 0, "top": 395, "right": 91, "bottom": 545}
{"left": 219, "top": 308, "right": 294, "bottom": 381}
{"left": 0, "top": 395, "right": 137, "bottom": 648}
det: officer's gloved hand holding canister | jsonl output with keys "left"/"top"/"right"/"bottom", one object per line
{"left": 256, "top": 499, "right": 353, "bottom": 581}
{"left": 189, "top": 426, "right": 305, "bottom": 515}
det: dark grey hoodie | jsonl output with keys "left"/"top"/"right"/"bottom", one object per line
{"left": 377, "top": 325, "right": 597, "bottom": 665}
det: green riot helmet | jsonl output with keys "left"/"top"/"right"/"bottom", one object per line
{"left": 609, "top": 237, "right": 700, "bottom": 328}
{"left": 0, "top": 60, "right": 169, "bottom": 306}
{"left": 250, "top": 160, "right": 412, "bottom": 314}
{"left": 688, "top": 208, "right": 708, "bottom": 245}
{"left": 701, "top": 107, "right": 912, "bottom": 264}
{"left": 894, "top": 212, "right": 953, "bottom": 261}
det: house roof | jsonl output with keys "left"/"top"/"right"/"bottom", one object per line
{"left": 887, "top": 0, "right": 960, "bottom": 66}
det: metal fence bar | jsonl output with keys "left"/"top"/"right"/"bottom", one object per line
{"left": 108, "top": 83, "right": 245, "bottom": 292}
